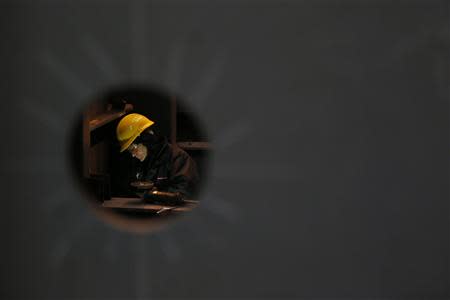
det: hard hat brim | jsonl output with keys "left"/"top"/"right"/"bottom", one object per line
{"left": 119, "top": 120, "right": 154, "bottom": 152}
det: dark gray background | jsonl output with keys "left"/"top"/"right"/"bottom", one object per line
{"left": 1, "top": 0, "right": 448, "bottom": 298}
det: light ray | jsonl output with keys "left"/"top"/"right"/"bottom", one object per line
{"left": 183, "top": 212, "right": 228, "bottom": 249}
{"left": 164, "top": 38, "right": 187, "bottom": 91}
{"left": 1, "top": 156, "right": 65, "bottom": 174}
{"left": 81, "top": 36, "right": 121, "bottom": 83}
{"left": 189, "top": 50, "right": 228, "bottom": 110}
{"left": 212, "top": 162, "right": 300, "bottom": 181}
{"left": 104, "top": 230, "right": 123, "bottom": 262}
{"left": 202, "top": 194, "right": 240, "bottom": 223}
{"left": 158, "top": 234, "right": 181, "bottom": 263}
{"left": 17, "top": 98, "right": 66, "bottom": 135}
{"left": 376, "top": 25, "right": 446, "bottom": 69}
{"left": 42, "top": 178, "right": 79, "bottom": 215}
{"left": 42, "top": 185, "right": 70, "bottom": 214}
{"left": 130, "top": 0, "right": 151, "bottom": 81}
{"left": 50, "top": 214, "right": 94, "bottom": 269}
{"left": 40, "top": 51, "right": 91, "bottom": 100}
{"left": 212, "top": 118, "right": 255, "bottom": 150}
{"left": 134, "top": 237, "right": 152, "bottom": 299}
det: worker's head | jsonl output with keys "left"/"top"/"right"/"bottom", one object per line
{"left": 116, "top": 113, "right": 155, "bottom": 160}
{"left": 126, "top": 141, "right": 148, "bottom": 162}
{"left": 127, "top": 129, "right": 161, "bottom": 161}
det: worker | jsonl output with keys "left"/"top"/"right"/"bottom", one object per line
{"left": 116, "top": 113, "right": 199, "bottom": 199}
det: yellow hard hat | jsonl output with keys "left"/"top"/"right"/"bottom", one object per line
{"left": 116, "top": 113, "right": 155, "bottom": 152}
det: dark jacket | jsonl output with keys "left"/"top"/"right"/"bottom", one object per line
{"left": 132, "top": 138, "right": 199, "bottom": 198}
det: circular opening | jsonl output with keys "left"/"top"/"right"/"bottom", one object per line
{"left": 69, "top": 85, "right": 210, "bottom": 234}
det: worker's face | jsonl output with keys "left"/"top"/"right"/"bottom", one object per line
{"left": 127, "top": 143, "right": 147, "bottom": 162}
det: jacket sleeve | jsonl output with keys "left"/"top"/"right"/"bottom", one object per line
{"left": 167, "top": 148, "right": 199, "bottom": 198}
